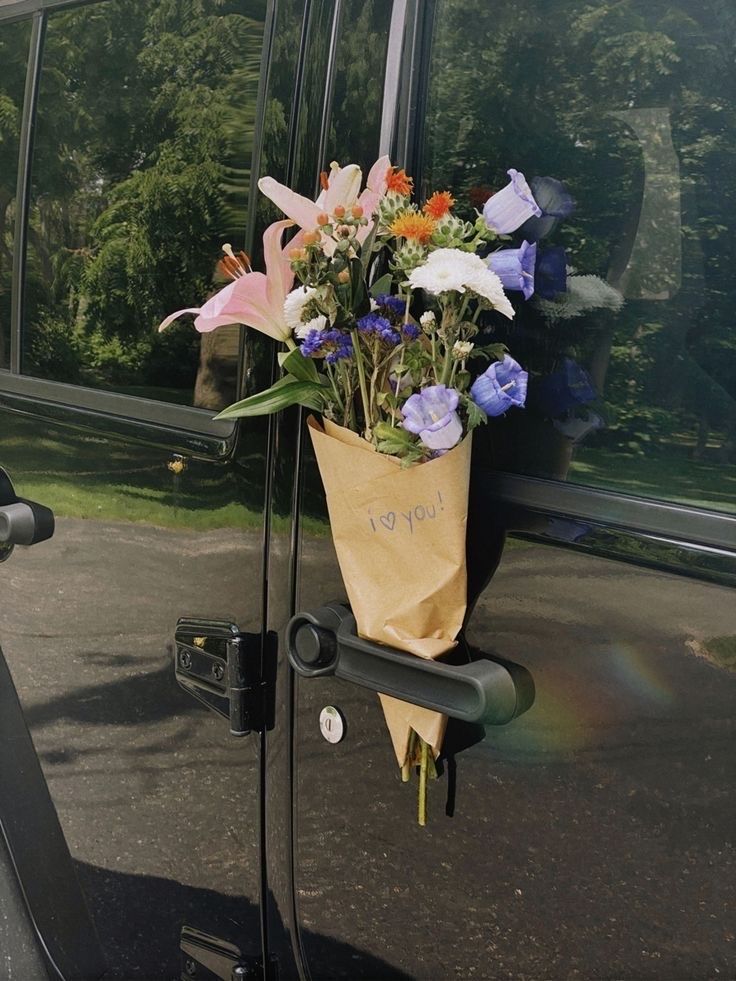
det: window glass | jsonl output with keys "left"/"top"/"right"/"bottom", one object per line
{"left": 422, "top": 0, "right": 736, "bottom": 513}
{"left": 23, "top": 0, "right": 267, "bottom": 409}
{"left": 0, "top": 19, "right": 30, "bottom": 370}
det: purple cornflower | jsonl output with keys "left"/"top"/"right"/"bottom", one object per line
{"left": 300, "top": 328, "right": 353, "bottom": 364}
{"left": 401, "top": 322, "right": 420, "bottom": 340}
{"left": 470, "top": 355, "right": 528, "bottom": 417}
{"left": 488, "top": 240, "right": 537, "bottom": 300}
{"left": 356, "top": 312, "right": 400, "bottom": 345}
{"left": 483, "top": 169, "right": 542, "bottom": 235}
{"left": 401, "top": 384, "right": 463, "bottom": 451}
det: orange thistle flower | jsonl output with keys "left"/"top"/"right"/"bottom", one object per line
{"left": 423, "top": 190, "right": 455, "bottom": 219}
{"left": 386, "top": 167, "right": 414, "bottom": 196}
{"left": 390, "top": 211, "right": 436, "bottom": 243}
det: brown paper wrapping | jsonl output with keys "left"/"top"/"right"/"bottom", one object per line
{"left": 307, "top": 416, "right": 471, "bottom": 767}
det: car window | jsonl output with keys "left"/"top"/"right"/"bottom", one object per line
{"left": 421, "top": 0, "right": 736, "bottom": 514}
{"left": 21, "top": 0, "right": 267, "bottom": 410}
{"left": 0, "top": 19, "right": 30, "bottom": 371}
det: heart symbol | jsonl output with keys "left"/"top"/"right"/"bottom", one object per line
{"left": 380, "top": 512, "right": 396, "bottom": 531}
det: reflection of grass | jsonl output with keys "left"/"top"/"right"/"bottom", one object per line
{"left": 0, "top": 415, "right": 326, "bottom": 535}
{"left": 700, "top": 636, "right": 736, "bottom": 673}
{"left": 569, "top": 445, "right": 736, "bottom": 512}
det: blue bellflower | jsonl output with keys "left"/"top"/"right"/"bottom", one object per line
{"left": 534, "top": 358, "right": 597, "bottom": 417}
{"left": 535, "top": 247, "right": 568, "bottom": 299}
{"left": 483, "top": 169, "right": 542, "bottom": 235}
{"left": 487, "top": 240, "right": 537, "bottom": 300}
{"left": 519, "top": 177, "right": 575, "bottom": 242}
{"left": 470, "top": 355, "right": 528, "bottom": 417}
{"left": 401, "top": 384, "right": 463, "bottom": 451}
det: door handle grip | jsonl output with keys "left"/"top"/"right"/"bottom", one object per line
{"left": 286, "top": 603, "right": 534, "bottom": 725}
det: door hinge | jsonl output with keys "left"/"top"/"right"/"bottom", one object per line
{"left": 174, "top": 617, "right": 266, "bottom": 735}
{"left": 180, "top": 926, "right": 277, "bottom": 981}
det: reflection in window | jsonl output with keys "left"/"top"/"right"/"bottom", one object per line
{"left": 23, "top": 0, "right": 266, "bottom": 408}
{"left": 0, "top": 20, "right": 30, "bottom": 370}
{"left": 423, "top": 0, "right": 736, "bottom": 513}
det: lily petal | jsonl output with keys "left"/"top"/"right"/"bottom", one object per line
{"left": 158, "top": 307, "right": 202, "bottom": 332}
{"left": 263, "top": 218, "right": 296, "bottom": 313}
{"left": 258, "top": 176, "right": 322, "bottom": 232}
{"left": 357, "top": 154, "right": 391, "bottom": 218}
{"left": 323, "top": 162, "right": 362, "bottom": 212}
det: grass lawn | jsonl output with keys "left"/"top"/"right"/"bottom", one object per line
{"left": 568, "top": 443, "right": 736, "bottom": 512}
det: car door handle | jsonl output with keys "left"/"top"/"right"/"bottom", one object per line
{"left": 286, "top": 603, "right": 534, "bottom": 725}
{"left": 0, "top": 469, "right": 54, "bottom": 548}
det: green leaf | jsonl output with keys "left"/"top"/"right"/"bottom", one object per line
{"left": 278, "top": 347, "right": 321, "bottom": 383}
{"left": 214, "top": 377, "right": 326, "bottom": 419}
{"left": 464, "top": 396, "right": 488, "bottom": 431}
{"left": 369, "top": 272, "right": 393, "bottom": 298}
{"left": 373, "top": 420, "right": 414, "bottom": 445}
{"left": 360, "top": 220, "right": 379, "bottom": 277}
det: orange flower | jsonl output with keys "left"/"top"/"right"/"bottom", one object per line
{"left": 423, "top": 190, "right": 455, "bottom": 219}
{"left": 386, "top": 167, "right": 414, "bottom": 196}
{"left": 390, "top": 211, "right": 436, "bottom": 243}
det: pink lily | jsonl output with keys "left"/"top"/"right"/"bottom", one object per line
{"left": 158, "top": 219, "right": 297, "bottom": 343}
{"left": 257, "top": 156, "right": 392, "bottom": 252}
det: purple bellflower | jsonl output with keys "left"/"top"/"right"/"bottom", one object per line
{"left": 470, "top": 355, "right": 528, "bottom": 417}
{"left": 519, "top": 177, "right": 575, "bottom": 242}
{"left": 487, "top": 240, "right": 537, "bottom": 300}
{"left": 535, "top": 246, "right": 568, "bottom": 299}
{"left": 401, "top": 384, "right": 463, "bottom": 451}
{"left": 483, "top": 169, "right": 542, "bottom": 235}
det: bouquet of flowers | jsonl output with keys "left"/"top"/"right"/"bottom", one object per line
{"left": 160, "top": 158, "right": 563, "bottom": 823}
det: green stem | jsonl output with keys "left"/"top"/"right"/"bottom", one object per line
{"left": 401, "top": 729, "right": 417, "bottom": 783}
{"left": 285, "top": 336, "right": 297, "bottom": 351}
{"left": 326, "top": 363, "right": 344, "bottom": 415}
{"left": 418, "top": 737, "right": 429, "bottom": 827}
{"left": 351, "top": 328, "right": 372, "bottom": 437}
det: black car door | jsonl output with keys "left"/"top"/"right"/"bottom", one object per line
{"left": 0, "top": 0, "right": 295, "bottom": 975}
{"left": 261, "top": 1, "right": 736, "bottom": 978}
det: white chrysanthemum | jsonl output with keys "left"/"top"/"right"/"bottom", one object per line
{"left": 408, "top": 255, "right": 471, "bottom": 294}
{"left": 464, "top": 268, "right": 515, "bottom": 319}
{"left": 419, "top": 311, "right": 436, "bottom": 327}
{"left": 423, "top": 247, "right": 482, "bottom": 270}
{"left": 283, "top": 286, "right": 317, "bottom": 330}
{"left": 294, "top": 315, "right": 327, "bottom": 340}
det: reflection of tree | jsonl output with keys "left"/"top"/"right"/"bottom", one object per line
{"left": 21, "top": 0, "right": 266, "bottom": 404}
{"left": 0, "top": 21, "right": 30, "bottom": 369}
{"left": 424, "top": 0, "right": 736, "bottom": 488}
